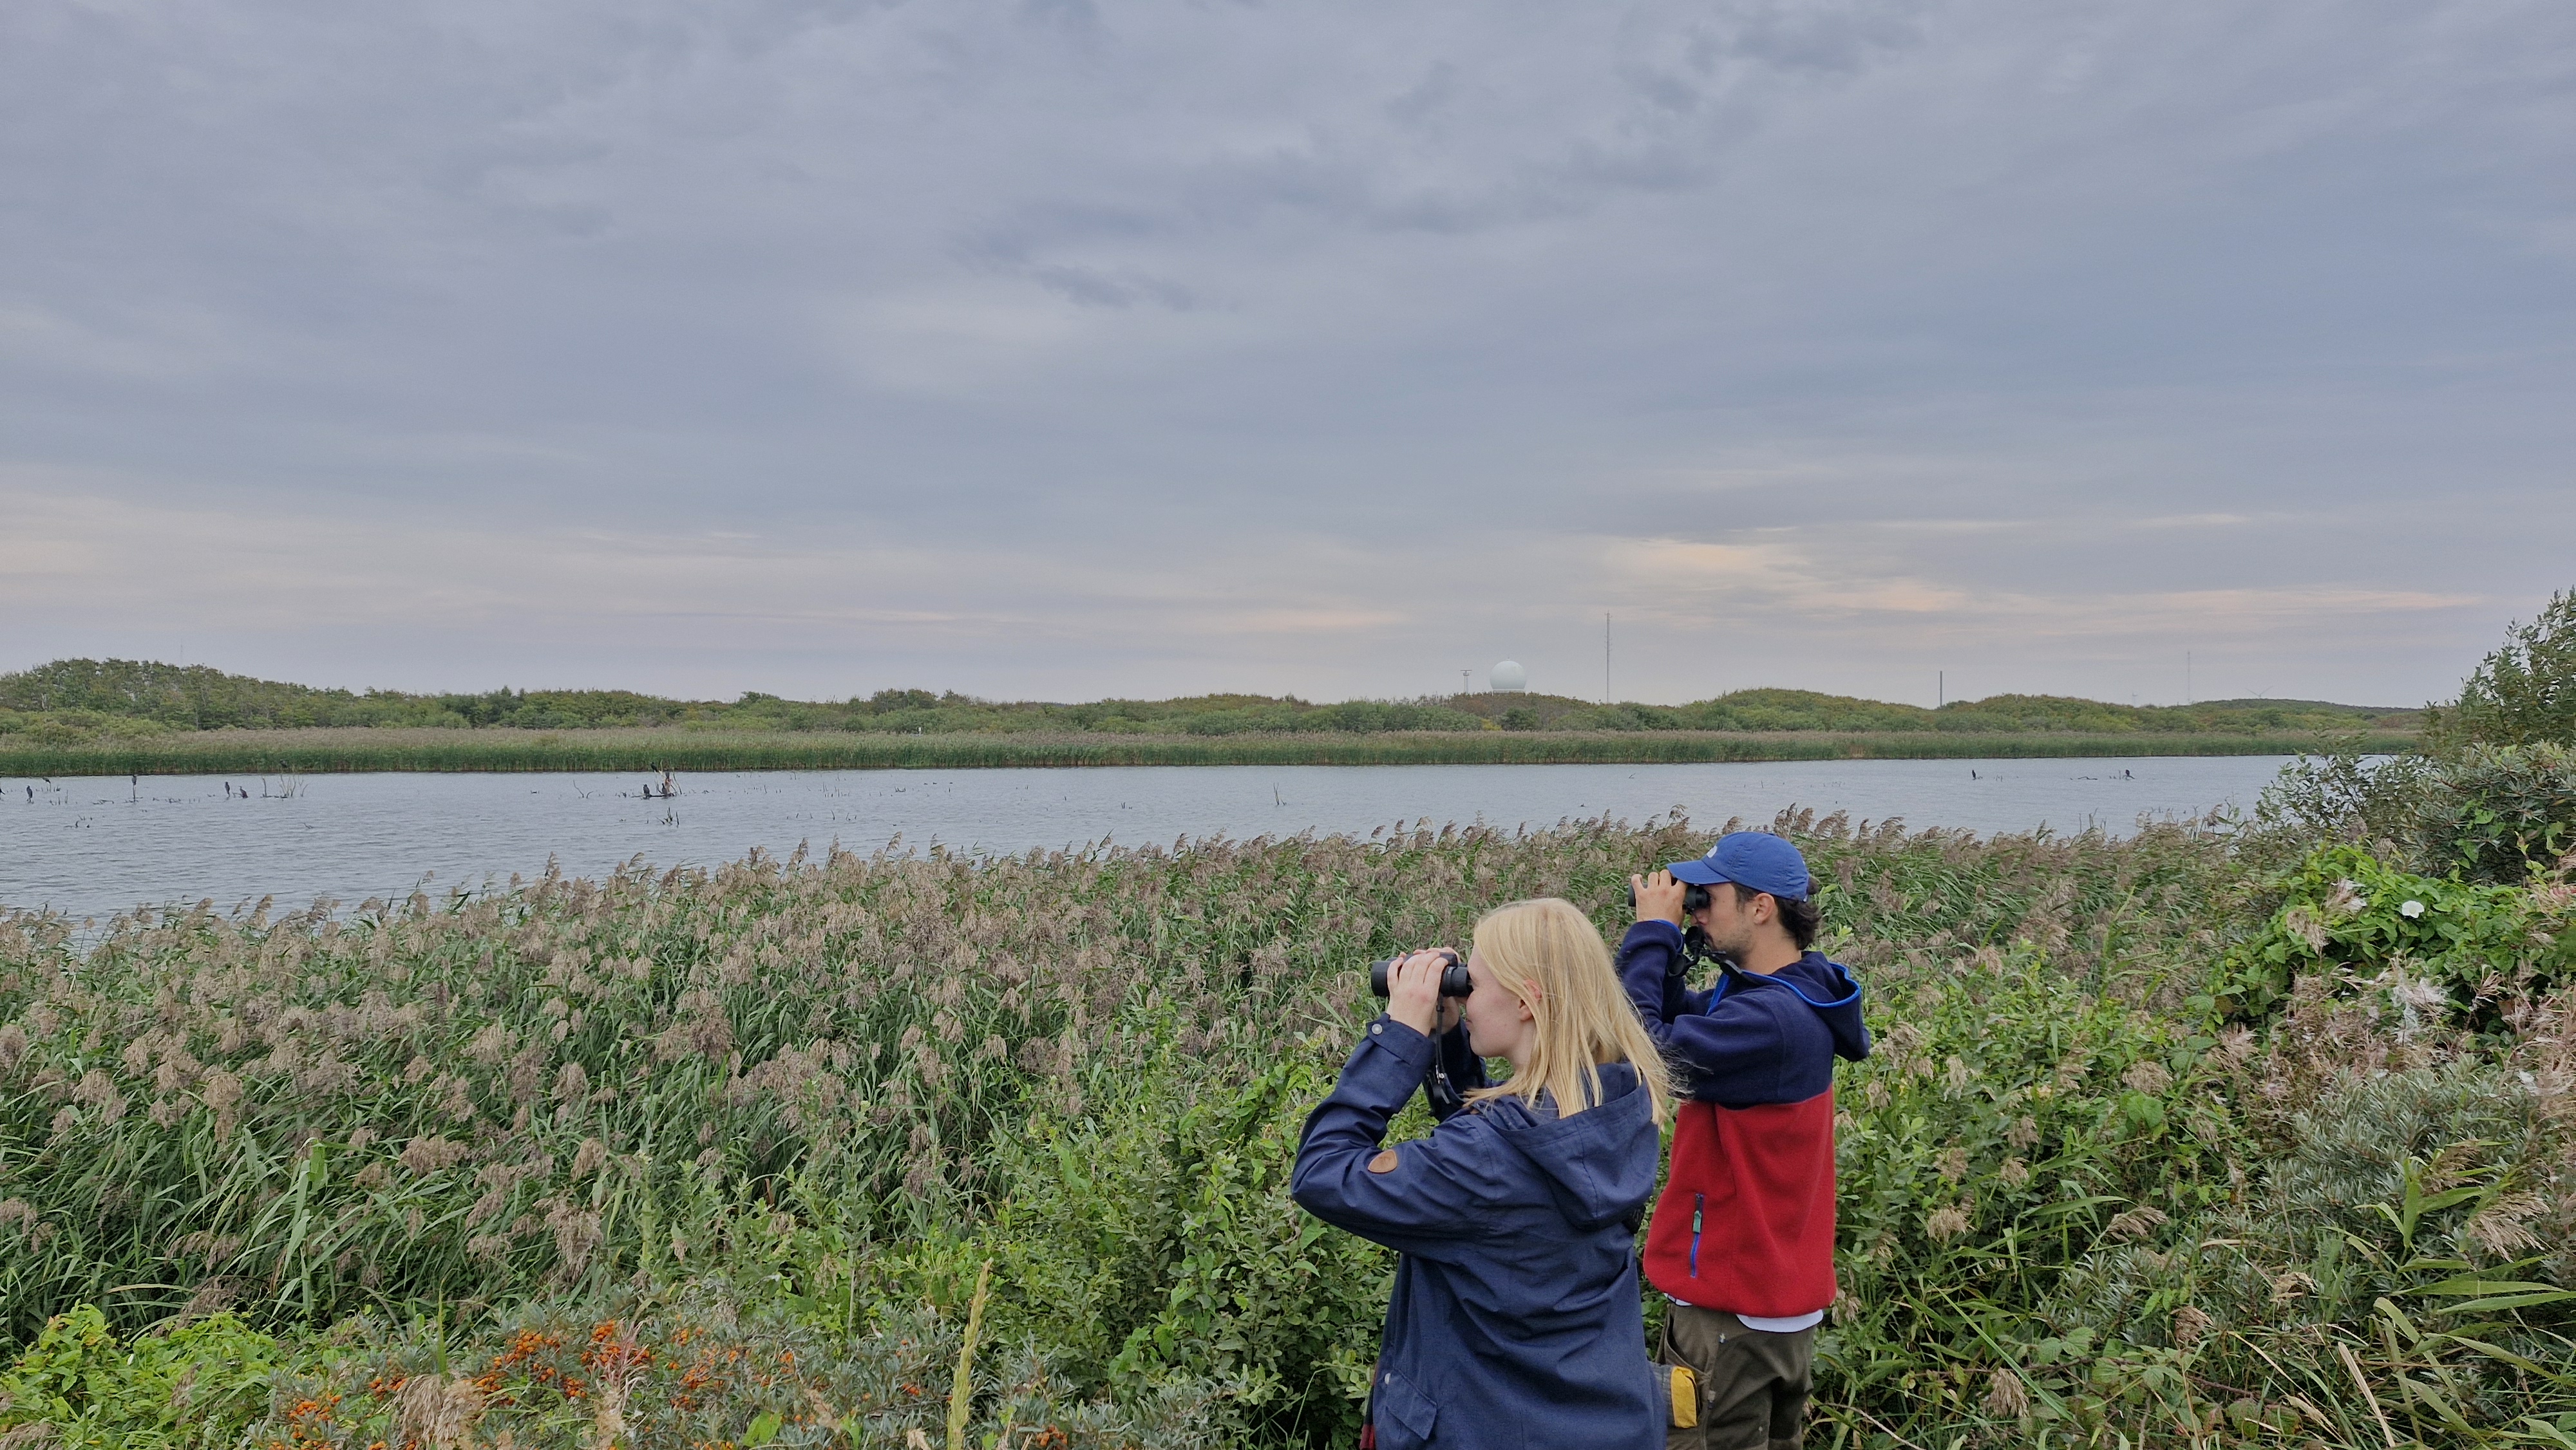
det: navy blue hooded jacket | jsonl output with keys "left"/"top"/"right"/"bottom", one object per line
{"left": 1619, "top": 924, "right": 1871, "bottom": 1107}
{"left": 1291, "top": 1016, "right": 1664, "bottom": 1450}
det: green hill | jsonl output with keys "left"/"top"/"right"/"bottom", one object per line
{"left": 0, "top": 657, "right": 2421, "bottom": 745}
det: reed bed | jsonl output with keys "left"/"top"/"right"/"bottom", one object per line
{"left": 1, "top": 813, "right": 2568, "bottom": 1446}
{"left": 0, "top": 728, "right": 2414, "bottom": 777}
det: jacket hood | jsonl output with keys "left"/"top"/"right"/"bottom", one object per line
{"left": 1479, "top": 1061, "right": 1660, "bottom": 1230}
{"left": 1772, "top": 952, "right": 1872, "bottom": 1062}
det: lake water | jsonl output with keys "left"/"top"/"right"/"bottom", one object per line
{"left": 1, "top": 755, "right": 2293, "bottom": 923}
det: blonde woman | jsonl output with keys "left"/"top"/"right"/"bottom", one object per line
{"left": 1292, "top": 898, "right": 1671, "bottom": 1450}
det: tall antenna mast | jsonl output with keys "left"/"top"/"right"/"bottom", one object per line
{"left": 1604, "top": 612, "right": 1613, "bottom": 704}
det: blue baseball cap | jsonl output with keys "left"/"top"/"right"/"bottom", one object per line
{"left": 1666, "top": 832, "right": 1812, "bottom": 900}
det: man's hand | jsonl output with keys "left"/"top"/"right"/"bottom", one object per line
{"left": 1633, "top": 869, "right": 1687, "bottom": 927}
{"left": 1385, "top": 949, "right": 1455, "bottom": 1037}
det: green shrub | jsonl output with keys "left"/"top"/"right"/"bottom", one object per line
{"left": 2242, "top": 737, "right": 2576, "bottom": 888}
{"left": 2221, "top": 843, "right": 2576, "bottom": 1021}
{"left": 961, "top": 1047, "right": 1399, "bottom": 1444}
{"left": 2428, "top": 588, "right": 2576, "bottom": 751}
{"left": 2237, "top": 746, "right": 2434, "bottom": 872}
{"left": 1824, "top": 941, "right": 2238, "bottom": 1436}
{"left": 2203, "top": 1059, "right": 2576, "bottom": 1438}
{"left": 2413, "top": 742, "right": 2576, "bottom": 884}
{"left": 0, "top": 1305, "right": 283, "bottom": 1448}
{"left": 2251, "top": 1060, "right": 2552, "bottom": 1278}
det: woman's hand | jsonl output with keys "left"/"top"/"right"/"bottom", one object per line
{"left": 1384, "top": 948, "right": 1455, "bottom": 1037}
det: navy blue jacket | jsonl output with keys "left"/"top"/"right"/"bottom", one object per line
{"left": 1291, "top": 1016, "right": 1663, "bottom": 1450}
{"left": 1618, "top": 923, "right": 1871, "bottom": 1106}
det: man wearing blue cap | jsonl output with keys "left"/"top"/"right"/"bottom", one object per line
{"left": 1625, "top": 833, "right": 1870, "bottom": 1449}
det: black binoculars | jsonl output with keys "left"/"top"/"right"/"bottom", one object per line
{"left": 1368, "top": 950, "right": 1474, "bottom": 999}
{"left": 1627, "top": 880, "right": 1712, "bottom": 916}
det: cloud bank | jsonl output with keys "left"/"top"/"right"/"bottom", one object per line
{"left": 4, "top": 0, "right": 2571, "bottom": 706}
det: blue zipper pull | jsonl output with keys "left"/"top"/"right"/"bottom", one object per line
{"left": 1689, "top": 1192, "right": 1705, "bottom": 1276}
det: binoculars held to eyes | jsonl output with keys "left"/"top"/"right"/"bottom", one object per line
{"left": 1368, "top": 950, "right": 1475, "bottom": 999}
{"left": 1627, "top": 880, "right": 1712, "bottom": 916}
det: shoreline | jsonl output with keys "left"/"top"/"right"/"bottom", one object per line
{"left": 0, "top": 727, "right": 2412, "bottom": 775}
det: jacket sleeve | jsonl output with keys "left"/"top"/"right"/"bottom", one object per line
{"left": 1616, "top": 923, "right": 1799, "bottom": 1106}
{"left": 1290, "top": 1017, "right": 1515, "bottom": 1259}
{"left": 1618, "top": 921, "right": 1719, "bottom": 1035}
{"left": 1424, "top": 1019, "right": 1489, "bottom": 1120}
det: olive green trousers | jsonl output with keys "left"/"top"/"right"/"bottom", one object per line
{"left": 1660, "top": 1304, "right": 1815, "bottom": 1450}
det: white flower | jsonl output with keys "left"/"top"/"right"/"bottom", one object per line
{"left": 2400, "top": 899, "right": 2426, "bottom": 918}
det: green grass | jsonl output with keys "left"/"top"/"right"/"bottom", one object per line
{"left": 0, "top": 726, "right": 2419, "bottom": 776}
{"left": 2, "top": 809, "right": 2568, "bottom": 1447}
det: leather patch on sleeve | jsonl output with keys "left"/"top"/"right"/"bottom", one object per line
{"left": 1367, "top": 1149, "right": 1400, "bottom": 1174}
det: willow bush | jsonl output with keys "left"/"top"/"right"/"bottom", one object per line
{"left": 3, "top": 811, "right": 2571, "bottom": 1446}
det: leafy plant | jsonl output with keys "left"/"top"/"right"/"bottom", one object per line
{"left": 2429, "top": 589, "right": 2576, "bottom": 751}
{"left": 1823, "top": 938, "right": 2239, "bottom": 1437}
{"left": 0, "top": 1305, "right": 283, "bottom": 1448}
{"left": 2221, "top": 843, "right": 2576, "bottom": 1020}
{"left": 2414, "top": 742, "right": 2576, "bottom": 884}
{"left": 975, "top": 1046, "right": 1400, "bottom": 1443}
{"left": 2237, "top": 744, "right": 2437, "bottom": 876}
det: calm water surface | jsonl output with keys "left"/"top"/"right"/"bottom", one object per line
{"left": 1, "top": 756, "right": 2291, "bottom": 923}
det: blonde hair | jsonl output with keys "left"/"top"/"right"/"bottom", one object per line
{"left": 1463, "top": 898, "right": 1672, "bottom": 1125}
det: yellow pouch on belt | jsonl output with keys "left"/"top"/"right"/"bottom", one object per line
{"left": 1669, "top": 1364, "right": 1698, "bottom": 1428}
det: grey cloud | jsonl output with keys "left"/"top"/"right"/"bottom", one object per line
{"left": 1018, "top": 0, "right": 1106, "bottom": 42}
{"left": 1023, "top": 265, "right": 1205, "bottom": 310}
{"left": 1715, "top": 1, "right": 1926, "bottom": 75}
{"left": 1384, "top": 63, "right": 1463, "bottom": 128}
{"left": 3, "top": 0, "right": 2573, "bottom": 708}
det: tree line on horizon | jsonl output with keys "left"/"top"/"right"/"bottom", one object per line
{"left": 0, "top": 655, "right": 2423, "bottom": 742}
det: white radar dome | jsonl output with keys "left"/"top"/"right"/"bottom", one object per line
{"left": 1490, "top": 660, "right": 1528, "bottom": 692}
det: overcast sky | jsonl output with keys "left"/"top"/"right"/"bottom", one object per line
{"left": 5, "top": 0, "right": 2571, "bottom": 709}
